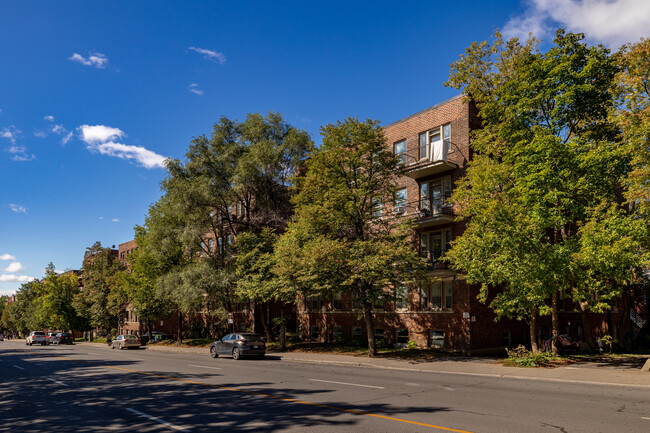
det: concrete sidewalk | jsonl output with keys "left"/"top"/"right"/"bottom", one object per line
{"left": 137, "top": 343, "right": 650, "bottom": 388}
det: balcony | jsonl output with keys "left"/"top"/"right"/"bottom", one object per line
{"left": 415, "top": 203, "right": 455, "bottom": 228}
{"left": 421, "top": 255, "right": 457, "bottom": 277}
{"left": 401, "top": 140, "right": 457, "bottom": 179}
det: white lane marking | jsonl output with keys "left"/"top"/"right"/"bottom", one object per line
{"left": 47, "top": 378, "right": 69, "bottom": 387}
{"left": 86, "top": 352, "right": 101, "bottom": 356}
{"left": 126, "top": 408, "right": 191, "bottom": 432}
{"left": 12, "top": 365, "right": 24, "bottom": 370}
{"left": 126, "top": 358, "right": 145, "bottom": 361}
{"left": 188, "top": 364, "right": 221, "bottom": 370}
{"left": 309, "top": 379, "right": 384, "bottom": 389}
{"left": 642, "top": 417, "right": 650, "bottom": 420}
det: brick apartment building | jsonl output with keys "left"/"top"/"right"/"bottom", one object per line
{"left": 295, "top": 95, "right": 530, "bottom": 354}
{"left": 111, "top": 95, "right": 646, "bottom": 351}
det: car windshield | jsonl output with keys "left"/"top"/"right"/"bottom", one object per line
{"left": 33, "top": 332, "right": 45, "bottom": 336}
{"left": 241, "top": 333, "right": 263, "bottom": 341}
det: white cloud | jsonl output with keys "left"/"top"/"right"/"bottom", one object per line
{"left": 78, "top": 124, "right": 168, "bottom": 169}
{"left": 78, "top": 124, "right": 124, "bottom": 144}
{"left": 98, "top": 216, "right": 104, "bottom": 220}
{"left": 188, "top": 46, "right": 226, "bottom": 64}
{"left": 9, "top": 204, "right": 27, "bottom": 214}
{"left": 112, "top": 218, "right": 120, "bottom": 223}
{"left": 69, "top": 52, "right": 109, "bottom": 68}
{"left": 52, "top": 124, "right": 66, "bottom": 134}
{"left": 95, "top": 141, "right": 167, "bottom": 169}
{"left": 1, "top": 126, "right": 20, "bottom": 144}
{"left": 0, "top": 274, "right": 36, "bottom": 283}
{"left": 7, "top": 145, "right": 35, "bottom": 162}
{"left": 0, "top": 254, "right": 16, "bottom": 261}
{"left": 44, "top": 115, "right": 55, "bottom": 121}
{"left": 503, "top": 0, "right": 650, "bottom": 48}
{"left": 3, "top": 126, "right": 34, "bottom": 161}
{"left": 5, "top": 262, "right": 23, "bottom": 273}
{"left": 34, "top": 131, "right": 48, "bottom": 138}
{"left": 188, "top": 83, "right": 204, "bottom": 95}
{"left": 62, "top": 131, "right": 73, "bottom": 145}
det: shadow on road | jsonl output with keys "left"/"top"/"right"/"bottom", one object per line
{"left": 0, "top": 346, "right": 451, "bottom": 432}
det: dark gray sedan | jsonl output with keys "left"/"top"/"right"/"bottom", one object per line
{"left": 209, "top": 333, "right": 266, "bottom": 360}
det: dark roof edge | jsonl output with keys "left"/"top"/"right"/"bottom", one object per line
{"left": 383, "top": 94, "right": 465, "bottom": 129}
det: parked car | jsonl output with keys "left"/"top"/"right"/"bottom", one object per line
{"left": 110, "top": 335, "right": 141, "bottom": 350}
{"left": 0, "top": 334, "right": 4, "bottom": 341}
{"left": 143, "top": 331, "right": 172, "bottom": 341}
{"left": 45, "top": 332, "right": 58, "bottom": 345}
{"left": 209, "top": 333, "right": 266, "bottom": 360}
{"left": 557, "top": 334, "right": 580, "bottom": 352}
{"left": 26, "top": 331, "right": 47, "bottom": 346}
{"left": 52, "top": 332, "right": 74, "bottom": 345}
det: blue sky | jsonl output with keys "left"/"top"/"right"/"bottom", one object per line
{"left": 1, "top": 1, "right": 648, "bottom": 296}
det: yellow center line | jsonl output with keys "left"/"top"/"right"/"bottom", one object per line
{"left": 7, "top": 348, "right": 473, "bottom": 432}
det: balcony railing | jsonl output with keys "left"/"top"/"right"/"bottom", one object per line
{"left": 379, "top": 198, "right": 455, "bottom": 228}
{"left": 398, "top": 140, "right": 457, "bottom": 179}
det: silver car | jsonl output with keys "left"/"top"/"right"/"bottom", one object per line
{"left": 110, "top": 335, "right": 141, "bottom": 350}
{"left": 26, "top": 331, "right": 47, "bottom": 346}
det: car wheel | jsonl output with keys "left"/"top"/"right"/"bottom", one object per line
{"left": 111, "top": 343, "right": 115, "bottom": 349}
{"left": 257, "top": 353, "right": 265, "bottom": 359}
{"left": 120, "top": 343, "right": 124, "bottom": 350}
{"left": 232, "top": 347, "right": 241, "bottom": 360}
{"left": 210, "top": 346, "right": 218, "bottom": 358}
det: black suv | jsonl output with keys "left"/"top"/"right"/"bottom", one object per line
{"left": 52, "top": 332, "right": 74, "bottom": 345}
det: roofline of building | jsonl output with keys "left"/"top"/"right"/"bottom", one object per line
{"left": 383, "top": 94, "right": 465, "bottom": 129}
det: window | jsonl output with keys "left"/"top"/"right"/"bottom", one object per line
{"left": 419, "top": 176, "right": 452, "bottom": 215}
{"left": 227, "top": 234, "right": 233, "bottom": 245}
{"left": 218, "top": 237, "right": 223, "bottom": 253}
{"left": 332, "top": 293, "right": 343, "bottom": 310}
{"left": 352, "top": 294, "right": 363, "bottom": 310}
{"left": 352, "top": 327, "right": 363, "bottom": 337}
{"left": 394, "top": 188, "right": 407, "bottom": 214}
{"left": 395, "top": 285, "right": 408, "bottom": 311}
{"left": 419, "top": 132, "right": 427, "bottom": 159}
{"left": 236, "top": 202, "right": 244, "bottom": 218}
{"left": 310, "top": 326, "right": 320, "bottom": 340}
{"left": 503, "top": 329, "right": 512, "bottom": 348}
{"left": 421, "top": 124, "right": 452, "bottom": 162}
{"left": 396, "top": 329, "right": 409, "bottom": 344}
{"left": 430, "top": 330, "right": 444, "bottom": 348}
{"left": 420, "top": 230, "right": 452, "bottom": 260}
{"left": 239, "top": 323, "right": 247, "bottom": 332}
{"left": 374, "top": 328, "right": 384, "bottom": 344}
{"left": 394, "top": 140, "right": 406, "bottom": 164}
{"left": 208, "top": 239, "right": 214, "bottom": 253}
{"left": 333, "top": 326, "right": 345, "bottom": 343}
{"left": 307, "top": 296, "right": 322, "bottom": 311}
{"left": 421, "top": 281, "right": 453, "bottom": 310}
{"left": 372, "top": 197, "right": 382, "bottom": 218}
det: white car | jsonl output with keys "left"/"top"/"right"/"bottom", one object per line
{"left": 26, "top": 331, "right": 47, "bottom": 346}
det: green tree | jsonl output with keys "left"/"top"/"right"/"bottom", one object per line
{"left": 277, "top": 117, "right": 427, "bottom": 356}
{"left": 445, "top": 30, "right": 644, "bottom": 353}
{"left": 141, "top": 112, "right": 312, "bottom": 344}
{"left": 73, "top": 242, "right": 125, "bottom": 337}
{"left": 38, "top": 263, "right": 83, "bottom": 332}
{"left": 2, "top": 281, "right": 43, "bottom": 335}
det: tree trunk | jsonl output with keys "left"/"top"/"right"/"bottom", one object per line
{"left": 578, "top": 301, "right": 596, "bottom": 350}
{"left": 147, "top": 319, "right": 152, "bottom": 344}
{"left": 363, "top": 300, "right": 376, "bottom": 357}
{"left": 176, "top": 311, "right": 183, "bottom": 346}
{"left": 259, "top": 303, "right": 272, "bottom": 342}
{"left": 551, "top": 291, "right": 560, "bottom": 355}
{"left": 530, "top": 306, "right": 539, "bottom": 354}
{"left": 279, "top": 314, "right": 287, "bottom": 352}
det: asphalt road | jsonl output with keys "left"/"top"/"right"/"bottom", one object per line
{"left": 1, "top": 340, "right": 649, "bottom": 433}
